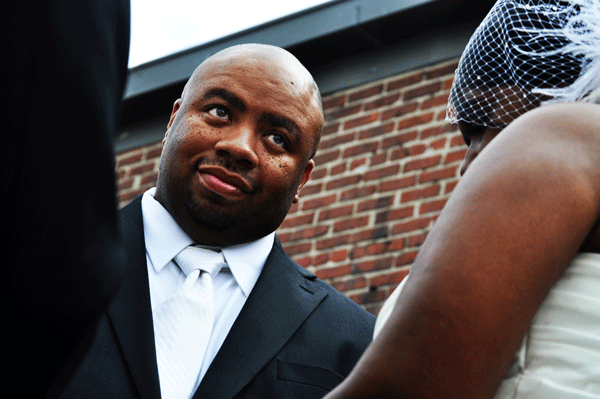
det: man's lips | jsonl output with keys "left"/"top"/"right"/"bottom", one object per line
{"left": 197, "top": 165, "right": 253, "bottom": 198}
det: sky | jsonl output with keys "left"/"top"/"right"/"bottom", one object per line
{"left": 129, "top": 0, "right": 333, "bottom": 68}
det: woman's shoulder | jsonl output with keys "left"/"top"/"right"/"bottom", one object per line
{"left": 515, "top": 102, "right": 600, "bottom": 135}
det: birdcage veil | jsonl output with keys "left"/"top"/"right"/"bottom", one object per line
{"left": 446, "top": 0, "right": 600, "bottom": 128}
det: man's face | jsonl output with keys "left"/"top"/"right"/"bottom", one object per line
{"left": 155, "top": 48, "right": 323, "bottom": 246}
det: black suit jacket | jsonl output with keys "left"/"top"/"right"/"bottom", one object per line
{"left": 59, "top": 196, "right": 375, "bottom": 398}
{"left": 3, "top": 1, "right": 130, "bottom": 396}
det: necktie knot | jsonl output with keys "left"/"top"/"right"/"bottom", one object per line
{"left": 174, "top": 245, "right": 224, "bottom": 277}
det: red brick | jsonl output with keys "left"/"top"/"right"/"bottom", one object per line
{"left": 315, "top": 265, "right": 351, "bottom": 280}
{"left": 364, "top": 164, "right": 400, "bottom": 181}
{"left": 325, "top": 104, "right": 361, "bottom": 122}
{"left": 424, "top": 61, "right": 458, "bottom": 79}
{"left": 331, "top": 277, "right": 367, "bottom": 292}
{"left": 403, "top": 155, "right": 441, "bottom": 172}
{"left": 421, "top": 93, "right": 450, "bottom": 110}
{"left": 357, "top": 122, "right": 394, "bottom": 140}
{"left": 382, "top": 131, "right": 418, "bottom": 148}
{"left": 357, "top": 196, "right": 394, "bottom": 212}
{"left": 317, "top": 234, "right": 351, "bottom": 250}
{"left": 396, "top": 113, "right": 434, "bottom": 131}
{"left": 400, "top": 185, "right": 440, "bottom": 202}
{"left": 408, "top": 232, "right": 428, "bottom": 247}
{"left": 445, "top": 148, "right": 467, "bottom": 164}
{"left": 419, "top": 166, "right": 457, "bottom": 183}
{"left": 363, "top": 93, "right": 401, "bottom": 111}
{"left": 342, "top": 141, "right": 378, "bottom": 158}
{"left": 318, "top": 205, "right": 354, "bottom": 221}
{"left": 354, "top": 257, "right": 393, "bottom": 273}
{"left": 343, "top": 112, "right": 378, "bottom": 130}
{"left": 445, "top": 180, "right": 459, "bottom": 194}
{"left": 419, "top": 198, "right": 448, "bottom": 214}
{"left": 387, "top": 72, "right": 422, "bottom": 91}
{"left": 443, "top": 76, "right": 455, "bottom": 90}
{"left": 340, "top": 185, "right": 377, "bottom": 201}
{"left": 302, "top": 194, "right": 337, "bottom": 210}
{"left": 331, "top": 249, "right": 348, "bottom": 262}
{"left": 349, "top": 289, "right": 387, "bottom": 305}
{"left": 350, "top": 158, "right": 367, "bottom": 170}
{"left": 117, "top": 152, "right": 142, "bottom": 167}
{"left": 282, "top": 242, "right": 312, "bottom": 255}
{"left": 319, "top": 131, "right": 355, "bottom": 149}
{"left": 129, "top": 163, "right": 155, "bottom": 176}
{"left": 321, "top": 122, "right": 340, "bottom": 136}
{"left": 280, "top": 213, "right": 315, "bottom": 229}
{"left": 313, "top": 149, "right": 340, "bottom": 166}
{"left": 330, "top": 162, "right": 346, "bottom": 176}
{"left": 293, "top": 225, "right": 329, "bottom": 240}
{"left": 140, "top": 173, "right": 159, "bottom": 186}
{"left": 118, "top": 178, "right": 134, "bottom": 191}
{"left": 421, "top": 123, "right": 455, "bottom": 139}
{"left": 299, "top": 182, "right": 322, "bottom": 196}
{"left": 333, "top": 216, "right": 369, "bottom": 233}
{"left": 325, "top": 174, "right": 362, "bottom": 191}
{"left": 277, "top": 232, "right": 291, "bottom": 243}
{"left": 314, "top": 253, "right": 330, "bottom": 266}
{"left": 450, "top": 134, "right": 467, "bottom": 147}
{"left": 368, "top": 242, "right": 388, "bottom": 255}
{"left": 388, "top": 238, "right": 405, "bottom": 251}
{"left": 369, "top": 153, "right": 387, "bottom": 166}
{"left": 379, "top": 176, "right": 415, "bottom": 192}
{"left": 322, "top": 94, "right": 346, "bottom": 110}
{"left": 352, "top": 227, "right": 388, "bottom": 243}
{"left": 349, "top": 84, "right": 384, "bottom": 102}
{"left": 396, "top": 250, "right": 419, "bottom": 266}
{"left": 407, "top": 144, "right": 427, "bottom": 156}
{"left": 380, "top": 102, "right": 419, "bottom": 121}
{"left": 429, "top": 137, "right": 447, "bottom": 150}
{"left": 295, "top": 257, "right": 312, "bottom": 268}
{"left": 145, "top": 145, "right": 163, "bottom": 159}
{"left": 375, "top": 206, "right": 414, "bottom": 223}
{"left": 404, "top": 82, "right": 441, "bottom": 101}
{"left": 309, "top": 168, "right": 326, "bottom": 180}
{"left": 370, "top": 269, "right": 409, "bottom": 287}
{"left": 391, "top": 217, "right": 432, "bottom": 234}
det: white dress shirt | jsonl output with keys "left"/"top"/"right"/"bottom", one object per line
{"left": 141, "top": 188, "right": 274, "bottom": 396}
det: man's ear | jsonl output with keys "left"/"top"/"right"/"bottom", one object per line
{"left": 293, "top": 159, "right": 315, "bottom": 204}
{"left": 163, "top": 99, "right": 182, "bottom": 144}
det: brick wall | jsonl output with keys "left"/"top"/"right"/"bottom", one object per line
{"left": 116, "top": 57, "right": 464, "bottom": 315}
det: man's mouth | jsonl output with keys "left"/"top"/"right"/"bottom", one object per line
{"left": 197, "top": 165, "right": 253, "bottom": 200}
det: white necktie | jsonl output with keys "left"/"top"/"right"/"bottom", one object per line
{"left": 153, "top": 246, "right": 224, "bottom": 399}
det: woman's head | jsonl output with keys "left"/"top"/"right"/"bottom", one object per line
{"left": 447, "top": 0, "right": 599, "bottom": 130}
{"left": 447, "top": 0, "right": 600, "bottom": 174}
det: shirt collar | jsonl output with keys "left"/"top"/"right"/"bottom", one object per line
{"left": 141, "top": 188, "right": 274, "bottom": 297}
{"left": 221, "top": 233, "right": 274, "bottom": 297}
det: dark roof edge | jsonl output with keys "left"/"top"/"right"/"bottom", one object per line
{"left": 124, "top": 0, "right": 439, "bottom": 99}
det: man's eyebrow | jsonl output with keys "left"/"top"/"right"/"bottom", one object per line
{"left": 202, "top": 88, "right": 247, "bottom": 113}
{"left": 260, "top": 113, "right": 300, "bottom": 141}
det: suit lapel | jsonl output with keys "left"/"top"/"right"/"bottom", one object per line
{"left": 194, "top": 238, "right": 328, "bottom": 399}
{"left": 108, "top": 196, "right": 162, "bottom": 399}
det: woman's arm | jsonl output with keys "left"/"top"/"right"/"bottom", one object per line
{"left": 325, "top": 103, "right": 600, "bottom": 398}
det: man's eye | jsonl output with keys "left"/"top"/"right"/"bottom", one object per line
{"left": 266, "top": 133, "right": 287, "bottom": 148}
{"left": 207, "top": 106, "right": 229, "bottom": 119}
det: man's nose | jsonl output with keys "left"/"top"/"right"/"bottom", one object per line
{"left": 214, "top": 126, "right": 259, "bottom": 169}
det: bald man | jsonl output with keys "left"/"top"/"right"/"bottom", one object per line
{"left": 59, "top": 44, "right": 375, "bottom": 399}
